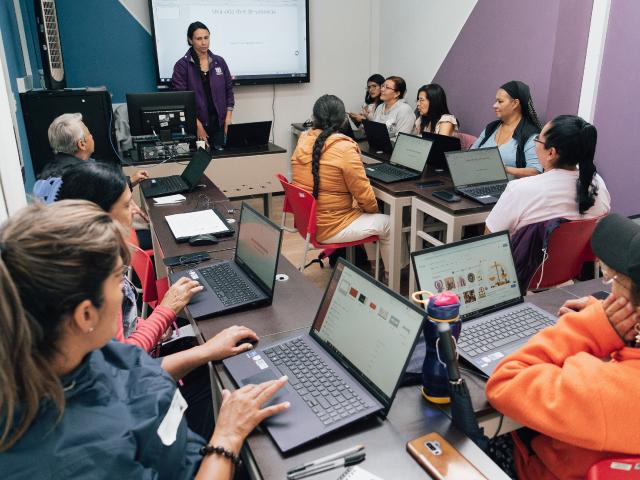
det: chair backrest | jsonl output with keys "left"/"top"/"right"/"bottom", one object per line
{"left": 276, "top": 174, "right": 318, "bottom": 241}
{"left": 129, "top": 243, "right": 158, "bottom": 303}
{"left": 457, "top": 132, "right": 478, "bottom": 150}
{"left": 528, "top": 218, "right": 599, "bottom": 290}
{"left": 587, "top": 457, "right": 640, "bottom": 479}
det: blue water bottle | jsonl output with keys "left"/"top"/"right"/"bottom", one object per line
{"left": 412, "top": 291, "right": 461, "bottom": 404}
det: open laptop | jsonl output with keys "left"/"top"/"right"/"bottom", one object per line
{"left": 169, "top": 202, "right": 283, "bottom": 319}
{"left": 362, "top": 119, "right": 394, "bottom": 154}
{"left": 411, "top": 232, "right": 556, "bottom": 377}
{"left": 445, "top": 147, "right": 508, "bottom": 205}
{"left": 223, "top": 258, "right": 426, "bottom": 452}
{"left": 365, "top": 133, "right": 433, "bottom": 183}
{"left": 421, "top": 131, "right": 461, "bottom": 172}
{"left": 140, "top": 148, "right": 211, "bottom": 198}
{"left": 224, "top": 121, "right": 271, "bottom": 149}
{"left": 339, "top": 119, "right": 367, "bottom": 142}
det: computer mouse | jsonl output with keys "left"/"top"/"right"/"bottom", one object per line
{"left": 236, "top": 337, "right": 259, "bottom": 348}
{"left": 188, "top": 234, "right": 218, "bottom": 246}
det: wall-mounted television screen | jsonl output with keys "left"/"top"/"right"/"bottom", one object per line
{"left": 149, "top": 0, "right": 310, "bottom": 86}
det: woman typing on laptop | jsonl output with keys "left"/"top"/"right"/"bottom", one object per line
{"left": 485, "top": 214, "right": 640, "bottom": 479}
{"left": 0, "top": 201, "right": 289, "bottom": 478}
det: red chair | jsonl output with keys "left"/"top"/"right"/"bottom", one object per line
{"left": 276, "top": 174, "right": 380, "bottom": 277}
{"left": 587, "top": 457, "right": 640, "bottom": 479}
{"left": 528, "top": 218, "right": 599, "bottom": 290}
{"left": 129, "top": 243, "right": 169, "bottom": 318}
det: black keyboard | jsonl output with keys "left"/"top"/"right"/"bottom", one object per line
{"left": 199, "top": 263, "right": 259, "bottom": 307}
{"left": 457, "top": 307, "right": 555, "bottom": 357}
{"left": 156, "top": 176, "right": 186, "bottom": 191}
{"left": 462, "top": 183, "right": 507, "bottom": 198}
{"left": 263, "top": 338, "right": 371, "bottom": 426}
{"left": 366, "top": 163, "right": 416, "bottom": 182}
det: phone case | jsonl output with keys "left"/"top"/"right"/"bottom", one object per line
{"left": 406, "top": 432, "right": 487, "bottom": 480}
{"left": 432, "top": 190, "right": 461, "bottom": 202}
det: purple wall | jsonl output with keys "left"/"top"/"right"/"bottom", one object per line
{"left": 433, "top": 0, "right": 592, "bottom": 136}
{"left": 592, "top": 1, "right": 640, "bottom": 215}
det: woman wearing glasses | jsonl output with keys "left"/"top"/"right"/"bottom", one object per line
{"left": 484, "top": 114, "right": 610, "bottom": 235}
{"left": 412, "top": 83, "right": 458, "bottom": 136}
{"left": 371, "top": 75, "right": 416, "bottom": 141}
{"left": 471, "top": 80, "right": 542, "bottom": 178}
{"left": 348, "top": 74, "right": 385, "bottom": 125}
{"left": 486, "top": 213, "right": 640, "bottom": 479}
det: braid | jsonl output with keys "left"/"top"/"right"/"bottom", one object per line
{"left": 311, "top": 127, "right": 338, "bottom": 198}
{"left": 526, "top": 99, "right": 543, "bottom": 130}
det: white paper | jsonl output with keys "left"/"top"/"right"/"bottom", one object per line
{"left": 153, "top": 194, "right": 186, "bottom": 205}
{"left": 157, "top": 389, "right": 188, "bottom": 446}
{"left": 165, "top": 209, "right": 230, "bottom": 239}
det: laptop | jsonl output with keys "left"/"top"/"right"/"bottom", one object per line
{"left": 362, "top": 119, "right": 394, "bottom": 154}
{"left": 421, "top": 131, "right": 461, "bottom": 172}
{"left": 140, "top": 148, "right": 211, "bottom": 198}
{"left": 630, "top": 213, "right": 640, "bottom": 225}
{"left": 445, "top": 147, "right": 508, "bottom": 205}
{"left": 364, "top": 133, "right": 433, "bottom": 183}
{"left": 339, "top": 119, "right": 367, "bottom": 142}
{"left": 224, "top": 121, "right": 271, "bottom": 149}
{"left": 223, "top": 258, "right": 426, "bottom": 452}
{"left": 169, "top": 202, "right": 283, "bottom": 319}
{"left": 411, "top": 231, "right": 557, "bottom": 377}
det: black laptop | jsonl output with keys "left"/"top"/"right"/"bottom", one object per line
{"left": 362, "top": 119, "right": 394, "bottom": 154}
{"left": 140, "top": 148, "right": 212, "bottom": 198}
{"left": 224, "top": 121, "right": 271, "bottom": 149}
{"left": 169, "top": 203, "right": 283, "bottom": 319}
{"left": 445, "top": 147, "right": 508, "bottom": 205}
{"left": 421, "top": 131, "right": 461, "bottom": 172}
{"left": 411, "top": 231, "right": 557, "bottom": 377}
{"left": 339, "top": 120, "right": 367, "bottom": 142}
{"left": 223, "top": 259, "right": 426, "bottom": 452}
{"left": 365, "top": 133, "right": 433, "bottom": 183}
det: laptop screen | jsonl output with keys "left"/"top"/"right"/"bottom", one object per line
{"left": 310, "top": 260, "right": 425, "bottom": 404}
{"left": 390, "top": 134, "right": 432, "bottom": 172}
{"left": 412, "top": 233, "right": 521, "bottom": 320}
{"left": 446, "top": 147, "right": 507, "bottom": 187}
{"left": 181, "top": 149, "right": 212, "bottom": 187}
{"left": 235, "top": 203, "right": 282, "bottom": 294}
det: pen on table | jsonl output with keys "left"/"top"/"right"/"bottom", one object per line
{"left": 286, "top": 444, "right": 365, "bottom": 475}
{"left": 287, "top": 452, "right": 366, "bottom": 480}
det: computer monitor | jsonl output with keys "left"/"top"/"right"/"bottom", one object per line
{"left": 126, "top": 91, "right": 197, "bottom": 138}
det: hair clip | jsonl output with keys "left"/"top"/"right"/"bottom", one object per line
{"left": 32, "top": 177, "right": 63, "bottom": 205}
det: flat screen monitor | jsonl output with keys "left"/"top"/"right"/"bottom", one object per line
{"left": 126, "top": 91, "right": 196, "bottom": 137}
{"left": 148, "top": 0, "right": 310, "bottom": 86}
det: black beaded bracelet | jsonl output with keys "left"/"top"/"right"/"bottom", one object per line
{"left": 200, "top": 444, "right": 241, "bottom": 466}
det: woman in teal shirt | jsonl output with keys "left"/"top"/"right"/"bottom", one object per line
{"left": 471, "top": 80, "right": 542, "bottom": 178}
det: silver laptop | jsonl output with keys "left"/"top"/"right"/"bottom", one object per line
{"left": 223, "top": 258, "right": 426, "bottom": 452}
{"left": 411, "top": 232, "right": 556, "bottom": 377}
{"left": 445, "top": 147, "right": 508, "bottom": 204}
{"left": 365, "top": 133, "right": 433, "bottom": 183}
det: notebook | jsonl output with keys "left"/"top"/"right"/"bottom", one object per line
{"left": 223, "top": 258, "right": 426, "bottom": 452}
{"left": 140, "top": 148, "right": 211, "bottom": 198}
{"left": 165, "top": 209, "right": 234, "bottom": 242}
{"left": 337, "top": 466, "right": 385, "bottom": 480}
{"left": 411, "top": 231, "right": 557, "bottom": 376}
{"left": 445, "top": 147, "right": 508, "bottom": 205}
{"left": 365, "top": 133, "right": 433, "bottom": 183}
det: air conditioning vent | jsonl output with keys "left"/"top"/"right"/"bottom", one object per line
{"left": 36, "top": 0, "right": 65, "bottom": 88}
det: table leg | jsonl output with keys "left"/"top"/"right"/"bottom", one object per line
{"left": 409, "top": 200, "right": 424, "bottom": 294}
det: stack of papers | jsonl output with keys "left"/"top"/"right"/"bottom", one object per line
{"left": 154, "top": 194, "right": 186, "bottom": 205}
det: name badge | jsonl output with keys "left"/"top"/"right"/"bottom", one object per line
{"left": 157, "top": 389, "right": 188, "bottom": 446}
{"left": 215, "top": 67, "right": 223, "bottom": 76}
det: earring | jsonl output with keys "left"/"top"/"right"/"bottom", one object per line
{"left": 88, "top": 327, "right": 94, "bottom": 334}
{"left": 634, "top": 323, "right": 640, "bottom": 348}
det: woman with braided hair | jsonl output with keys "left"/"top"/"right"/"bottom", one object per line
{"left": 471, "top": 80, "right": 543, "bottom": 178}
{"left": 291, "top": 94, "right": 391, "bottom": 276}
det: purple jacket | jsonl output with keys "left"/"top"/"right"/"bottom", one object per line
{"left": 171, "top": 49, "right": 235, "bottom": 129}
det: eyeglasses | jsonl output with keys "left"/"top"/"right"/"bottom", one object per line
{"left": 532, "top": 134, "right": 545, "bottom": 145}
{"left": 600, "top": 262, "right": 623, "bottom": 287}
{"left": 381, "top": 84, "right": 397, "bottom": 91}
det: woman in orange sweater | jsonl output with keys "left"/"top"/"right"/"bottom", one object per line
{"left": 486, "top": 213, "right": 640, "bottom": 479}
{"left": 291, "top": 94, "right": 391, "bottom": 273}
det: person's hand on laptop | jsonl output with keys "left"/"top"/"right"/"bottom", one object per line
{"left": 130, "top": 169, "right": 150, "bottom": 186}
{"left": 198, "top": 325, "right": 259, "bottom": 361}
{"left": 160, "top": 277, "right": 204, "bottom": 314}
{"left": 211, "top": 377, "right": 290, "bottom": 457}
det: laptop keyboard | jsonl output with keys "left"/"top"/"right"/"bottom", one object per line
{"left": 457, "top": 307, "right": 555, "bottom": 357}
{"left": 367, "top": 163, "right": 415, "bottom": 181}
{"left": 463, "top": 183, "right": 507, "bottom": 198}
{"left": 199, "top": 263, "right": 259, "bottom": 307}
{"left": 157, "top": 176, "right": 185, "bottom": 191}
{"left": 263, "top": 338, "right": 371, "bottom": 426}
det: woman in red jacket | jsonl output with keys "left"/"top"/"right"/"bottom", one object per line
{"left": 486, "top": 213, "right": 640, "bottom": 479}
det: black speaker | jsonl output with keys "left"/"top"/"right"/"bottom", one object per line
{"left": 20, "top": 89, "right": 120, "bottom": 176}
{"left": 34, "top": 0, "right": 66, "bottom": 90}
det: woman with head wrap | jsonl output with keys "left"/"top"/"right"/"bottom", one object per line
{"left": 471, "top": 80, "right": 542, "bottom": 178}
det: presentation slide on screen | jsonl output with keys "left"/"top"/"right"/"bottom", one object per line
{"left": 313, "top": 266, "right": 423, "bottom": 398}
{"left": 151, "top": 0, "right": 308, "bottom": 81}
{"left": 413, "top": 235, "right": 520, "bottom": 318}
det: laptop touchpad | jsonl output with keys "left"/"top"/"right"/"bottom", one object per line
{"left": 240, "top": 369, "right": 292, "bottom": 407}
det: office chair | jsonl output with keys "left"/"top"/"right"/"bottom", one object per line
{"left": 129, "top": 243, "right": 169, "bottom": 318}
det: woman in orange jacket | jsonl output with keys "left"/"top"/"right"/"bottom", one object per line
{"left": 291, "top": 94, "right": 391, "bottom": 273}
{"left": 486, "top": 213, "right": 640, "bottom": 479}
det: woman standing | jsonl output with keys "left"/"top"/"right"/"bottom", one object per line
{"left": 171, "top": 21, "right": 235, "bottom": 149}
